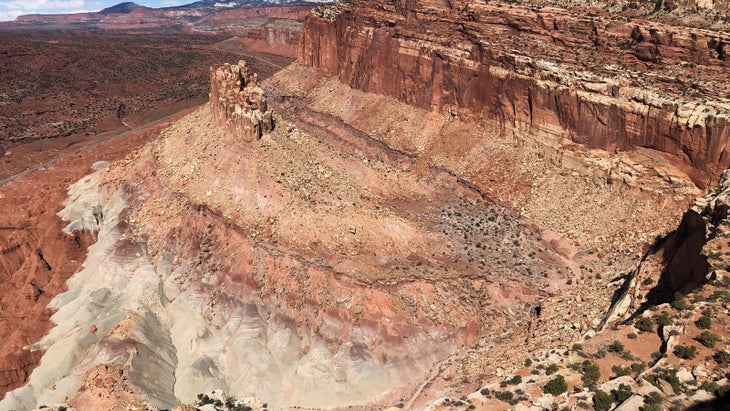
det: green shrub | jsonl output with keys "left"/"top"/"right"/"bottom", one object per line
{"left": 708, "top": 290, "right": 728, "bottom": 302}
{"left": 653, "top": 311, "right": 672, "bottom": 326}
{"left": 480, "top": 388, "right": 490, "bottom": 396}
{"left": 495, "top": 390, "right": 514, "bottom": 402}
{"left": 647, "top": 370, "right": 680, "bottom": 394}
{"left": 593, "top": 390, "right": 614, "bottom": 411}
{"left": 608, "top": 341, "right": 625, "bottom": 354}
{"left": 627, "top": 332, "right": 638, "bottom": 339}
{"left": 700, "top": 380, "right": 720, "bottom": 394}
{"left": 543, "top": 375, "right": 568, "bottom": 395}
{"left": 630, "top": 362, "right": 646, "bottom": 373}
{"left": 612, "top": 383, "right": 633, "bottom": 403}
{"left": 671, "top": 292, "right": 689, "bottom": 310}
{"left": 546, "top": 363, "right": 559, "bottom": 375}
{"left": 714, "top": 350, "right": 730, "bottom": 365}
{"left": 524, "top": 358, "right": 532, "bottom": 367}
{"left": 611, "top": 365, "right": 631, "bottom": 377}
{"left": 509, "top": 375, "right": 522, "bottom": 385}
{"left": 644, "top": 391, "right": 663, "bottom": 405}
{"left": 695, "top": 331, "right": 720, "bottom": 348}
{"left": 674, "top": 344, "right": 697, "bottom": 359}
{"left": 695, "top": 316, "right": 712, "bottom": 329}
{"left": 197, "top": 394, "right": 215, "bottom": 406}
{"left": 582, "top": 360, "right": 601, "bottom": 386}
{"left": 635, "top": 317, "right": 654, "bottom": 333}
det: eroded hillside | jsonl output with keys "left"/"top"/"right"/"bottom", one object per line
{"left": 1, "top": 0, "right": 729, "bottom": 410}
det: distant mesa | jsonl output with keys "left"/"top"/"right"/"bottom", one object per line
{"left": 99, "top": 2, "right": 148, "bottom": 14}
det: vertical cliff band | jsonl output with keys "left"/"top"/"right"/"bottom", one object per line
{"left": 210, "top": 60, "right": 274, "bottom": 142}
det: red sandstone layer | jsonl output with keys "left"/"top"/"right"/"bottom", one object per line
{"left": 299, "top": 0, "right": 730, "bottom": 186}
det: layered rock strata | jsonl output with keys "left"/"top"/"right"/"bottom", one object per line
{"left": 210, "top": 60, "right": 274, "bottom": 142}
{"left": 299, "top": 0, "right": 730, "bottom": 185}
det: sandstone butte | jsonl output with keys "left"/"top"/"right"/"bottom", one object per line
{"left": 0, "top": 0, "right": 729, "bottom": 411}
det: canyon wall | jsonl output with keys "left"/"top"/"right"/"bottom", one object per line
{"left": 209, "top": 61, "right": 274, "bottom": 142}
{"left": 299, "top": 0, "right": 730, "bottom": 185}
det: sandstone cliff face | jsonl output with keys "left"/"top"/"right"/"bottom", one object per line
{"left": 209, "top": 61, "right": 274, "bottom": 142}
{"left": 299, "top": 0, "right": 730, "bottom": 185}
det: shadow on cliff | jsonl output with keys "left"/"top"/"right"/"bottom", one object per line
{"left": 618, "top": 209, "right": 711, "bottom": 322}
{"left": 643, "top": 209, "right": 710, "bottom": 304}
{"left": 683, "top": 388, "right": 730, "bottom": 411}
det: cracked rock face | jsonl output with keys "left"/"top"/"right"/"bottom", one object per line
{"left": 210, "top": 60, "right": 274, "bottom": 142}
{"left": 299, "top": 0, "right": 730, "bottom": 186}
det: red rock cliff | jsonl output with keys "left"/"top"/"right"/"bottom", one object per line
{"left": 298, "top": 0, "right": 730, "bottom": 185}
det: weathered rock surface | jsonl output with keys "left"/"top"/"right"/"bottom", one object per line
{"left": 299, "top": 0, "right": 730, "bottom": 186}
{"left": 210, "top": 60, "right": 274, "bottom": 142}
{"left": 0, "top": 112, "right": 183, "bottom": 401}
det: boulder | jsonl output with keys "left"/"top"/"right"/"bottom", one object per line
{"left": 533, "top": 394, "right": 555, "bottom": 409}
{"left": 637, "top": 379, "right": 663, "bottom": 397}
{"left": 597, "top": 375, "right": 638, "bottom": 394}
{"left": 657, "top": 378, "right": 676, "bottom": 396}
{"left": 692, "top": 364, "right": 709, "bottom": 379}
{"left": 614, "top": 394, "right": 645, "bottom": 411}
{"left": 677, "top": 367, "right": 695, "bottom": 385}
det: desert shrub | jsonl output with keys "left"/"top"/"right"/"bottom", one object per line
{"left": 524, "top": 358, "right": 532, "bottom": 366}
{"left": 627, "top": 332, "right": 638, "bottom": 339}
{"left": 696, "top": 331, "right": 720, "bottom": 348}
{"left": 635, "top": 317, "right": 654, "bottom": 333}
{"left": 708, "top": 290, "right": 728, "bottom": 302}
{"left": 653, "top": 311, "right": 672, "bottom": 326}
{"left": 509, "top": 375, "right": 522, "bottom": 385}
{"left": 714, "top": 350, "right": 730, "bottom": 365}
{"left": 674, "top": 344, "right": 697, "bottom": 359}
{"left": 593, "top": 390, "right": 614, "bottom": 411}
{"left": 480, "top": 387, "right": 490, "bottom": 396}
{"left": 197, "top": 394, "right": 215, "bottom": 406}
{"left": 612, "top": 383, "right": 633, "bottom": 403}
{"left": 695, "top": 315, "right": 712, "bottom": 329}
{"left": 582, "top": 360, "right": 601, "bottom": 386}
{"left": 642, "top": 277, "right": 654, "bottom": 285}
{"left": 700, "top": 380, "right": 720, "bottom": 394}
{"left": 630, "top": 362, "right": 646, "bottom": 373}
{"left": 543, "top": 375, "right": 568, "bottom": 395}
{"left": 608, "top": 341, "right": 625, "bottom": 354}
{"left": 611, "top": 365, "right": 631, "bottom": 377}
{"left": 546, "top": 363, "right": 559, "bottom": 375}
{"left": 645, "top": 392, "right": 663, "bottom": 403}
{"left": 647, "top": 369, "right": 681, "bottom": 394}
{"left": 671, "top": 292, "right": 689, "bottom": 310}
{"left": 494, "top": 390, "right": 513, "bottom": 402}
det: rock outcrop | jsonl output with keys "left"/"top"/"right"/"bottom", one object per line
{"left": 210, "top": 61, "right": 274, "bottom": 142}
{"left": 299, "top": 0, "right": 730, "bottom": 185}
